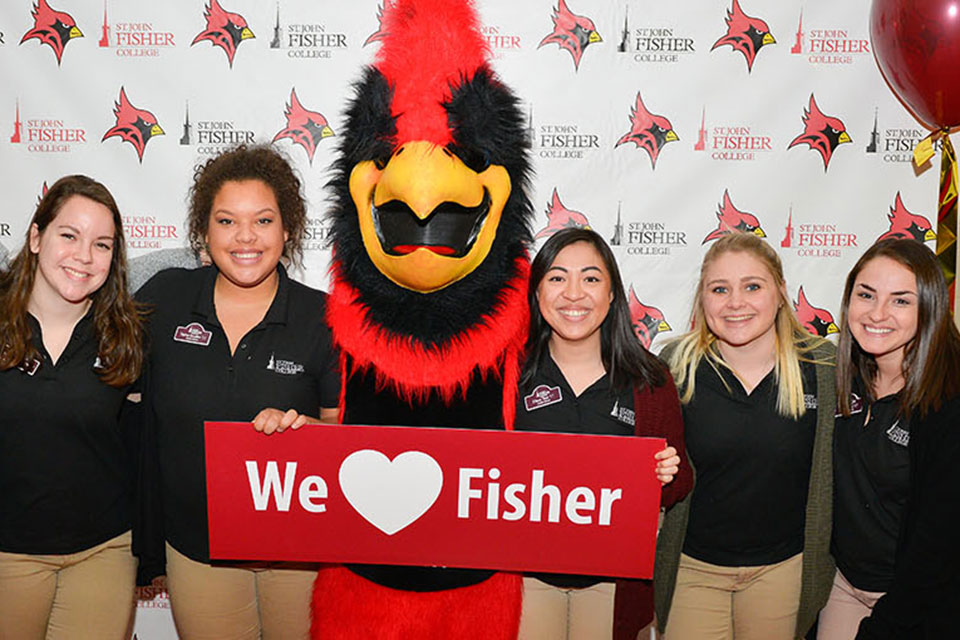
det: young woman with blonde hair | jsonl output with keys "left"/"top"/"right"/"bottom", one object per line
{"left": 657, "top": 232, "right": 835, "bottom": 640}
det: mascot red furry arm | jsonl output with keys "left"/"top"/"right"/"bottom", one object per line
{"left": 312, "top": 0, "right": 534, "bottom": 637}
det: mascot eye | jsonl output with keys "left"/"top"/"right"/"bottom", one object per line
{"left": 448, "top": 145, "right": 491, "bottom": 173}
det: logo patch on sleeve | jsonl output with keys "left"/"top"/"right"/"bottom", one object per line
{"left": 524, "top": 384, "right": 562, "bottom": 411}
{"left": 174, "top": 322, "right": 212, "bottom": 347}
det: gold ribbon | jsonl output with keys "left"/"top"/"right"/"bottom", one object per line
{"left": 915, "top": 129, "right": 959, "bottom": 309}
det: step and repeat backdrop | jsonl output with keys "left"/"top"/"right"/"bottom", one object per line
{"left": 0, "top": 0, "right": 951, "bottom": 637}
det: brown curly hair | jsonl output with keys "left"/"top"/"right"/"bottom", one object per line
{"left": 187, "top": 145, "right": 307, "bottom": 266}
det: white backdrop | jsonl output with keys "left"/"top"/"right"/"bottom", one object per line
{"left": 0, "top": 0, "right": 952, "bottom": 637}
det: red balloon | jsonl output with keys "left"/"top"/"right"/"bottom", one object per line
{"left": 871, "top": 0, "right": 960, "bottom": 129}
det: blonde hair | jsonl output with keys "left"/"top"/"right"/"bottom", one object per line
{"left": 664, "top": 233, "right": 825, "bottom": 419}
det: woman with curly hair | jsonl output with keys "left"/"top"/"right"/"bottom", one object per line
{"left": 0, "top": 175, "right": 144, "bottom": 639}
{"left": 657, "top": 232, "right": 836, "bottom": 640}
{"left": 136, "top": 145, "right": 339, "bottom": 640}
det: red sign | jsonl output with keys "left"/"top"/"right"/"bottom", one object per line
{"left": 206, "top": 422, "right": 664, "bottom": 579}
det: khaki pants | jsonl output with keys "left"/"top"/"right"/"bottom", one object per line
{"left": 518, "top": 577, "right": 615, "bottom": 640}
{"left": 663, "top": 552, "right": 802, "bottom": 640}
{"left": 817, "top": 569, "right": 885, "bottom": 640}
{"left": 165, "top": 543, "right": 316, "bottom": 640}
{"left": 0, "top": 530, "right": 136, "bottom": 640}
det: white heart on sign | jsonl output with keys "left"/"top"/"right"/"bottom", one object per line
{"left": 338, "top": 450, "right": 443, "bottom": 535}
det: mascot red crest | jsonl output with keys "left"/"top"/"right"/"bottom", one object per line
{"left": 878, "top": 192, "right": 936, "bottom": 242}
{"left": 315, "top": 0, "right": 534, "bottom": 637}
{"left": 703, "top": 189, "right": 765, "bottom": 243}
{"left": 533, "top": 188, "right": 590, "bottom": 239}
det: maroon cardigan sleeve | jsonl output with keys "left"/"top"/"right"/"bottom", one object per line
{"left": 633, "top": 372, "right": 692, "bottom": 510}
{"left": 613, "top": 372, "right": 693, "bottom": 640}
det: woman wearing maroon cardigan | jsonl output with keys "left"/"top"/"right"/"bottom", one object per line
{"left": 514, "top": 228, "right": 692, "bottom": 640}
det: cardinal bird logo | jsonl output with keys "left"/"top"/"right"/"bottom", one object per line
{"left": 538, "top": 0, "right": 601, "bottom": 71}
{"left": 878, "top": 192, "right": 936, "bottom": 243}
{"left": 364, "top": 1, "right": 393, "bottom": 47}
{"left": 272, "top": 89, "right": 334, "bottom": 165}
{"left": 191, "top": 0, "right": 254, "bottom": 68}
{"left": 615, "top": 92, "right": 678, "bottom": 170}
{"left": 533, "top": 189, "right": 591, "bottom": 240}
{"left": 37, "top": 181, "right": 49, "bottom": 204}
{"left": 711, "top": 0, "right": 775, "bottom": 72}
{"left": 794, "top": 286, "right": 839, "bottom": 337}
{"left": 788, "top": 95, "right": 851, "bottom": 171}
{"left": 20, "top": 0, "right": 83, "bottom": 65}
{"left": 629, "top": 286, "right": 671, "bottom": 349}
{"left": 703, "top": 190, "right": 766, "bottom": 244}
{"left": 101, "top": 87, "right": 164, "bottom": 163}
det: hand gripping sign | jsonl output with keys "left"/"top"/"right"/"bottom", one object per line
{"left": 206, "top": 422, "right": 664, "bottom": 578}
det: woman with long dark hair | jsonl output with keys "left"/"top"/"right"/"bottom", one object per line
{"left": 515, "top": 228, "right": 692, "bottom": 640}
{"left": 658, "top": 232, "right": 836, "bottom": 640}
{"left": 820, "top": 238, "right": 960, "bottom": 640}
{"left": 0, "top": 175, "right": 144, "bottom": 639}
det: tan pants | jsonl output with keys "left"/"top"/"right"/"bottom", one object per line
{"left": 663, "top": 552, "right": 803, "bottom": 640}
{"left": 518, "top": 577, "right": 615, "bottom": 640}
{"left": 165, "top": 543, "right": 316, "bottom": 640}
{"left": 817, "top": 569, "right": 885, "bottom": 640}
{"left": 0, "top": 530, "right": 136, "bottom": 640}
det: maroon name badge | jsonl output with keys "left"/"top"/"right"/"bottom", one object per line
{"left": 205, "top": 422, "right": 664, "bottom": 579}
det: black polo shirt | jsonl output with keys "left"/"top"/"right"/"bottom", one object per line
{"left": 833, "top": 384, "right": 909, "bottom": 592}
{"left": 0, "top": 313, "right": 131, "bottom": 554}
{"left": 682, "top": 359, "right": 817, "bottom": 567}
{"left": 514, "top": 351, "right": 635, "bottom": 587}
{"left": 514, "top": 352, "right": 635, "bottom": 437}
{"left": 138, "top": 265, "right": 339, "bottom": 563}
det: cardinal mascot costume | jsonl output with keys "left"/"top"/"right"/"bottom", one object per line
{"left": 311, "top": 0, "right": 534, "bottom": 637}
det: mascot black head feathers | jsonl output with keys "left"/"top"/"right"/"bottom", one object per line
{"left": 326, "top": 0, "right": 533, "bottom": 422}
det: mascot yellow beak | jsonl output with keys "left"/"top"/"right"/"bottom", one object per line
{"left": 349, "top": 141, "right": 511, "bottom": 293}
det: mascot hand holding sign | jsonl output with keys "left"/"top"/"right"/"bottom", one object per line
{"left": 314, "top": 0, "right": 534, "bottom": 637}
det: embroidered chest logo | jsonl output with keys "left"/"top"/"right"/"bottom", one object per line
{"left": 524, "top": 384, "right": 562, "bottom": 411}
{"left": 886, "top": 420, "right": 909, "bottom": 447}
{"left": 93, "top": 356, "right": 104, "bottom": 371}
{"left": 266, "top": 352, "right": 304, "bottom": 376}
{"left": 803, "top": 393, "right": 818, "bottom": 410}
{"left": 610, "top": 400, "right": 636, "bottom": 426}
{"left": 173, "top": 322, "right": 212, "bottom": 347}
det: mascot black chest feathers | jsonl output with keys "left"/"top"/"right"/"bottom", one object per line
{"left": 312, "top": 0, "right": 533, "bottom": 637}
